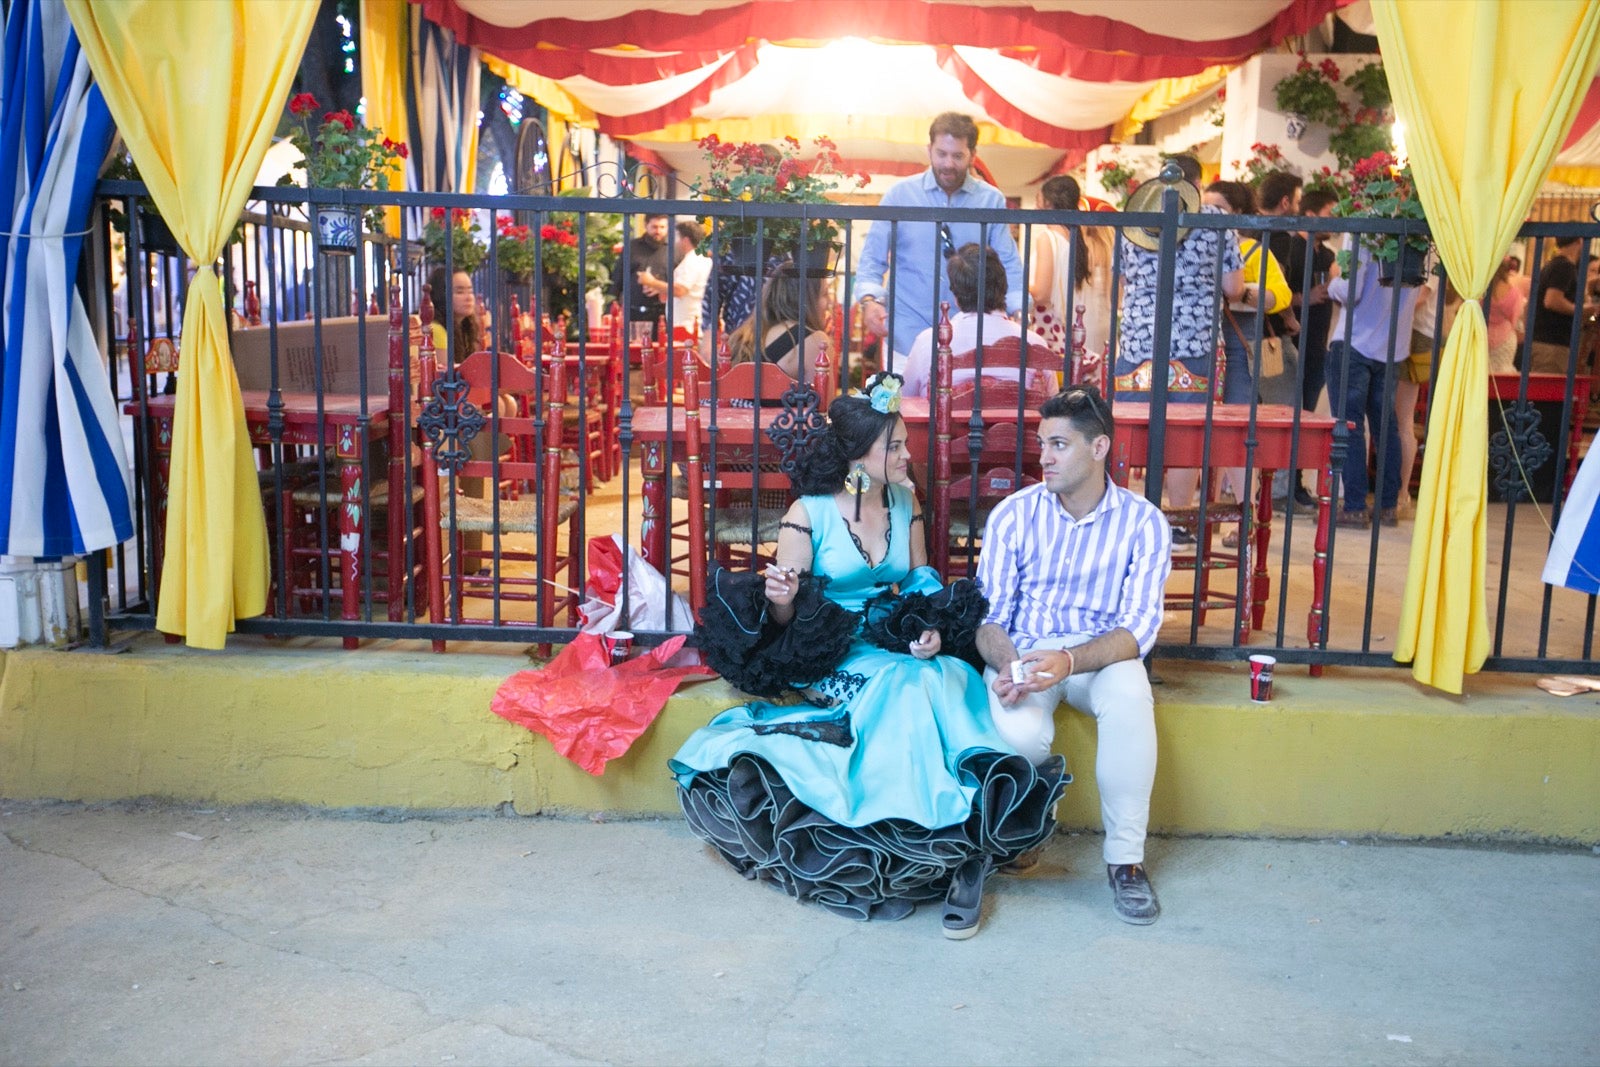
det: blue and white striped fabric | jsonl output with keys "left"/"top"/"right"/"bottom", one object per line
{"left": 407, "top": 8, "right": 478, "bottom": 197}
{"left": 0, "top": 0, "right": 131, "bottom": 558}
{"left": 976, "top": 481, "right": 1173, "bottom": 656}
{"left": 1542, "top": 442, "right": 1600, "bottom": 595}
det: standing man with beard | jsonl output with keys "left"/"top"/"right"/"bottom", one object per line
{"left": 616, "top": 212, "right": 671, "bottom": 335}
{"left": 974, "top": 385, "right": 1173, "bottom": 925}
{"left": 853, "top": 112, "right": 1024, "bottom": 358}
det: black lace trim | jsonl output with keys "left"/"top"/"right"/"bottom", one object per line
{"left": 806, "top": 668, "right": 869, "bottom": 706}
{"left": 750, "top": 713, "right": 854, "bottom": 747}
{"left": 844, "top": 508, "right": 892, "bottom": 569}
{"left": 779, "top": 520, "right": 812, "bottom": 534}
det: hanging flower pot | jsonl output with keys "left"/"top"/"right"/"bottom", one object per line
{"left": 1284, "top": 112, "right": 1308, "bottom": 141}
{"left": 1377, "top": 255, "right": 1428, "bottom": 289}
{"left": 315, "top": 206, "right": 360, "bottom": 255}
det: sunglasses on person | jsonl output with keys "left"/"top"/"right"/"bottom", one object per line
{"left": 1057, "top": 386, "right": 1113, "bottom": 440}
{"left": 939, "top": 222, "right": 956, "bottom": 259}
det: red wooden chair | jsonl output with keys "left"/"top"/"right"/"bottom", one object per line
{"left": 417, "top": 347, "right": 579, "bottom": 651}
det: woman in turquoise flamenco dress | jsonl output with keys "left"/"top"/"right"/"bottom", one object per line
{"left": 670, "top": 373, "right": 1066, "bottom": 937}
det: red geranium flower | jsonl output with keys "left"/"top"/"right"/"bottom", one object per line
{"left": 289, "top": 92, "right": 318, "bottom": 115}
{"left": 324, "top": 110, "right": 356, "bottom": 132}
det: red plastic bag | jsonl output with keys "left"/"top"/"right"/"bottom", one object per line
{"left": 490, "top": 633, "right": 713, "bottom": 775}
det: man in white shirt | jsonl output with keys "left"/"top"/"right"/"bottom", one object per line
{"left": 975, "top": 384, "right": 1172, "bottom": 925}
{"left": 901, "top": 243, "right": 1055, "bottom": 399}
{"left": 640, "top": 220, "right": 712, "bottom": 341}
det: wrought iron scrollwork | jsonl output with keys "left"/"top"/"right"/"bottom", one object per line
{"left": 418, "top": 369, "right": 485, "bottom": 473}
{"left": 765, "top": 380, "right": 828, "bottom": 480}
{"left": 1488, "top": 400, "right": 1552, "bottom": 503}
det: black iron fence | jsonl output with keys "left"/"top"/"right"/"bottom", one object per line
{"left": 83, "top": 179, "right": 1600, "bottom": 673}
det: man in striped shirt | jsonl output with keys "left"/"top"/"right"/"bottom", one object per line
{"left": 975, "top": 385, "right": 1172, "bottom": 924}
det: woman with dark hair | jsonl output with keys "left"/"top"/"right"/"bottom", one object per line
{"left": 426, "top": 266, "right": 484, "bottom": 359}
{"left": 1029, "top": 175, "right": 1113, "bottom": 360}
{"left": 723, "top": 261, "right": 830, "bottom": 385}
{"left": 672, "top": 373, "right": 1066, "bottom": 937}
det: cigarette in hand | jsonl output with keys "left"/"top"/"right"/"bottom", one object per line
{"left": 1032, "top": 672, "right": 1053, "bottom": 680}
{"left": 762, "top": 565, "right": 795, "bottom": 580}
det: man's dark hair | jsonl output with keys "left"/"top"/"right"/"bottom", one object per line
{"left": 1206, "top": 179, "right": 1255, "bottom": 215}
{"left": 929, "top": 112, "right": 979, "bottom": 151}
{"left": 1300, "top": 188, "right": 1339, "bottom": 216}
{"left": 945, "top": 243, "right": 1007, "bottom": 314}
{"left": 1258, "top": 170, "right": 1303, "bottom": 213}
{"left": 1039, "top": 383, "right": 1113, "bottom": 442}
{"left": 676, "top": 219, "right": 705, "bottom": 245}
{"left": 1165, "top": 153, "right": 1202, "bottom": 185}
{"left": 1556, "top": 234, "right": 1584, "bottom": 250}
{"left": 644, "top": 212, "right": 669, "bottom": 224}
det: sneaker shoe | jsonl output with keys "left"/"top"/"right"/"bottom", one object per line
{"left": 1293, "top": 486, "right": 1318, "bottom": 510}
{"left": 1107, "top": 863, "right": 1160, "bottom": 925}
{"left": 1171, "top": 525, "right": 1197, "bottom": 548}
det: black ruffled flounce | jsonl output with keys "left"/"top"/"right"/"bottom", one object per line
{"left": 694, "top": 568, "right": 859, "bottom": 698}
{"left": 860, "top": 578, "right": 989, "bottom": 671}
{"left": 678, "top": 752, "right": 1068, "bottom": 921}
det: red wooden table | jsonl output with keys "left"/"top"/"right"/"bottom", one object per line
{"left": 125, "top": 390, "right": 396, "bottom": 647}
{"left": 1111, "top": 402, "right": 1337, "bottom": 665}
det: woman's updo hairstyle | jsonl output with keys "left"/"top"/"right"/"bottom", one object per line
{"left": 789, "top": 371, "right": 904, "bottom": 496}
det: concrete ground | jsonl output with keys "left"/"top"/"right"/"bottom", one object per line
{"left": 1, "top": 805, "right": 1596, "bottom": 1067}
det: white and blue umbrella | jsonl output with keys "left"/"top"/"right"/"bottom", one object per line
{"left": 1543, "top": 443, "right": 1600, "bottom": 595}
{"left": 0, "top": 0, "right": 131, "bottom": 558}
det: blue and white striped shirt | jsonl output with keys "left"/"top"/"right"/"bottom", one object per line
{"left": 977, "top": 481, "right": 1172, "bottom": 656}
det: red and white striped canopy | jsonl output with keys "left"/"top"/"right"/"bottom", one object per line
{"left": 419, "top": 0, "right": 1349, "bottom": 192}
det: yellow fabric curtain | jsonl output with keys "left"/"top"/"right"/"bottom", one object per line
{"left": 361, "top": 0, "right": 409, "bottom": 236}
{"left": 65, "top": 0, "right": 318, "bottom": 649}
{"left": 1373, "top": 0, "right": 1600, "bottom": 692}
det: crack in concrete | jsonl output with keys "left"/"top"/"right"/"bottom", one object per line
{"left": 755, "top": 922, "right": 852, "bottom": 1065}
{"left": 2, "top": 830, "right": 461, "bottom": 1060}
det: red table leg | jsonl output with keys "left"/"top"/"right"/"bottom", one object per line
{"left": 1307, "top": 464, "right": 1333, "bottom": 677}
{"left": 1249, "top": 470, "right": 1274, "bottom": 636}
{"left": 338, "top": 441, "right": 366, "bottom": 651}
{"left": 640, "top": 440, "right": 668, "bottom": 572}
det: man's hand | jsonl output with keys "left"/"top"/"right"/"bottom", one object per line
{"left": 988, "top": 649, "right": 1068, "bottom": 704}
{"left": 859, "top": 298, "right": 887, "bottom": 338}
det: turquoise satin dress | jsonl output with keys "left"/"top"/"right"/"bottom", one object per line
{"left": 670, "top": 483, "right": 1066, "bottom": 921}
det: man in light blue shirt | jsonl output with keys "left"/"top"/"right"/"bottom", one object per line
{"left": 853, "top": 113, "right": 1023, "bottom": 358}
{"left": 1325, "top": 244, "right": 1421, "bottom": 528}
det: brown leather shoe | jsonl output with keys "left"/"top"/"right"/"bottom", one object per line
{"left": 1107, "top": 863, "right": 1160, "bottom": 924}
{"left": 1380, "top": 507, "right": 1400, "bottom": 527}
{"left": 1335, "top": 509, "right": 1370, "bottom": 529}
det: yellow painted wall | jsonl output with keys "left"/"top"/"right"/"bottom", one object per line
{"left": 2, "top": 644, "right": 1595, "bottom": 842}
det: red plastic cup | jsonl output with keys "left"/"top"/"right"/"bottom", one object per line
{"left": 605, "top": 630, "right": 634, "bottom": 664}
{"left": 1249, "top": 654, "right": 1276, "bottom": 703}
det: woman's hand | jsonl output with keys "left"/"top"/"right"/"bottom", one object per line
{"left": 763, "top": 564, "right": 799, "bottom": 608}
{"left": 909, "top": 629, "right": 942, "bottom": 660}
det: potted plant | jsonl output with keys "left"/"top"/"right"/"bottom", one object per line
{"left": 421, "top": 207, "right": 487, "bottom": 274}
{"left": 1328, "top": 108, "right": 1395, "bottom": 169}
{"left": 284, "top": 92, "right": 407, "bottom": 254}
{"left": 1337, "top": 150, "right": 1430, "bottom": 287}
{"left": 495, "top": 217, "right": 536, "bottom": 283}
{"left": 1344, "top": 61, "right": 1391, "bottom": 111}
{"left": 1095, "top": 154, "right": 1140, "bottom": 208}
{"left": 1304, "top": 165, "right": 1347, "bottom": 199}
{"left": 1273, "top": 55, "right": 1344, "bottom": 136}
{"left": 689, "top": 134, "right": 866, "bottom": 273}
{"left": 1233, "top": 142, "right": 1291, "bottom": 189}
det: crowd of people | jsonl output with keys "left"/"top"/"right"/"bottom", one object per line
{"left": 661, "top": 110, "right": 1594, "bottom": 939}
